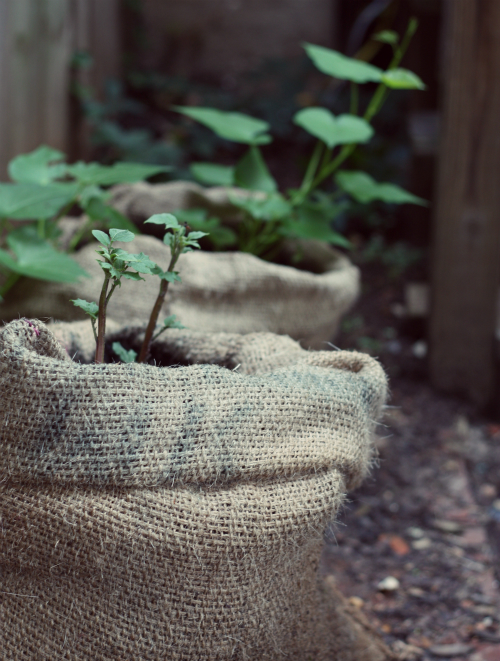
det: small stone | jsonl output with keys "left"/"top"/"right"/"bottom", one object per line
{"left": 377, "top": 576, "right": 400, "bottom": 592}
{"left": 479, "top": 484, "right": 497, "bottom": 500}
{"left": 412, "top": 537, "right": 432, "bottom": 550}
{"left": 348, "top": 596, "right": 364, "bottom": 609}
{"left": 428, "top": 643, "right": 473, "bottom": 657}
{"left": 407, "top": 526, "right": 425, "bottom": 539}
{"left": 492, "top": 499, "right": 500, "bottom": 511}
{"left": 392, "top": 640, "right": 425, "bottom": 660}
{"left": 411, "top": 340, "right": 428, "bottom": 358}
{"left": 408, "top": 587, "right": 425, "bottom": 597}
{"left": 432, "top": 518, "right": 463, "bottom": 533}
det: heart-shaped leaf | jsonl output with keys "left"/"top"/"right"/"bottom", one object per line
{"left": 304, "top": 43, "right": 383, "bottom": 83}
{"left": 0, "top": 182, "right": 79, "bottom": 220}
{"left": 336, "top": 170, "right": 427, "bottom": 205}
{"left": 234, "top": 146, "right": 277, "bottom": 193}
{"left": 174, "top": 107, "right": 272, "bottom": 145}
{"left": 294, "top": 108, "right": 374, "bottom": 148}
{"left": 67, "top": 162, "right": 170, "bottom": 186}
{"left": 8, "top": 145, "right": 67, "bottom": 185}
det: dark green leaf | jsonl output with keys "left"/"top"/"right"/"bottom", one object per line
{"left": 109, "top": 228, "right": 135, "bottom": 242}
{"left": 174, "top": 106, "right": 272, "bottom": 145}
{"left": 304, "top": 43, "right": 383, "bottom": 83}
{"left": 71, "top": 299, "right": 98, "bottom": 319}
{"left": 190, "top": 163, "right": 235, "bottom": 186}
{"left": 67, "top": 161, "right": 170, "bottom": 186}
{"left": 335, "top": 170, "right": 428, "bottom": 205}
{"left": 2, "top": 226, "right": 89, "bottom": 282}
{"left": 152, "top": 268, "right": 181, "bottom": 283}
{"left": 8, "top": 145, "right": 67, "bottom": 185}
{"left": 234, "top": 146, "right": 277, "bottom": 193}
{"left": 85, "top": 197, "right": 138, "bottom": 233}
{"left": 121, "top": 271, "right": 144, "bottom": 280}
{"left": 381, "top": 68, "right": 426, "bottom": 90}
{"left": 92, "top": 229, "right": 111, "bottom": 246}
{"left": 293, "top": 109, "right": 374, "bottom": 148}
{"left": 230, "top": 192, "right": 291, "bottom": 221}
{"left": 0, "top": 182, "right": 79, "bottom": 220}
{"left": 112, "top": 342, "right": 137, "bottom": 363}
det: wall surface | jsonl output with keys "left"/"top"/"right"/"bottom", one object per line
{"left": 140, "top": 0, "right": 335, "bottom": 78}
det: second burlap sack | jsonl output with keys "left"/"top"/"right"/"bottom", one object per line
{"left": 0, "top": 318, "right": 391, "bottom": 660}
{"left": 1, "top": 181, "right": 359, "bottom": 348}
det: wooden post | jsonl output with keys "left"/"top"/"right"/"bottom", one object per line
{"left": 430, "top": 0, "right": 500, "bottom": 407}
{"left": 0, "top": 0, "right": 122, "bottom": 177}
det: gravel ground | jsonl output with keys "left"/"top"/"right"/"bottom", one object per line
{"left": 320, "top": 261, "right": 500, "bottom": 661}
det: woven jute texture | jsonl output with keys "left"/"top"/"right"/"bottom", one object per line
{"left": 0, "top": 319, "right": 390, "bottom": 660}
{"left": 0, "top": 182, "right": 359, "bottom": 348}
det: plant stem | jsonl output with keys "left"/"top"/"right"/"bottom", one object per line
{"left": 300, "top": 141, "right": 324, "bottom": 193}
{"left": 350, "top": 82, "right": 359, "bottom": 115}
{"left": 137, "top": 252, "right": 179, "bottom": 364}
{"left": 300, "top": 17, "right": 418, "bottom": 196}
{"left": 95, "top": 272, "right": 111, "bottom": 364}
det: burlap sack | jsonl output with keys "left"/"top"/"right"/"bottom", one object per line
{"left": 0, "top": 318, "right": 391, "bottom": 661}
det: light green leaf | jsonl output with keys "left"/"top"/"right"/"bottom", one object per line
{"left": 112, "top": 342, "right": 137, "bottom": 363}
{"left": 145, "top": 213, "right": 180, "bottom": 230}
{"left": 174, "top": 106, "right": 272, "bottom": 145}
{"left": 71, "top": 299, "right": 98, "bottom": 319}
{"left": 67, "top": 162, "right": 170, "bottom": 186}
{"left": 381, "top": 68, "right": 426, "bottom": 90}
{"left": 109, "top": 228, "right": 135, "bottom": 242}
{"left": 373, "top": 30, "right": 398, "bottom": 45}
{"left": 293, "top": 108, "right": 374, "bottom": 148}
{"left": 1, "top": 226, "right": 89, "bottom": 282}
{"left": 234, "top": 146, "right": 277, "bottom": 193}
{"left": 304, "top": 43, "right": 383, "bottom": 83}
{"left": 0, "top": 182, "right": 79, "bottom": 220}
{"left": 186, "top": 231, "right": 208, "bottom": 241}
{"left": 163, "top": 314, "right": 186, "bottom": 330}
{"left": 190, "top": 162, "right": 235, "bottom": 186}
{"left": 152, "top": 268, "right": 182, "bottom": 283}
{"left": 335, "top": 170, "right": 428, "bottom": 205}
{"left": 8, "top": 145, "right": 67, "bottom": 185}
{"left": 92, "top": 229, "right": 111, "bottom": 246}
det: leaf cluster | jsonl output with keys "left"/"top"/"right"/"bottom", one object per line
{"left": 0, "top": 146, "right": 169, "bottom": 300}
{"left": 174, "top": 20, "right": 427, "bottom": 258}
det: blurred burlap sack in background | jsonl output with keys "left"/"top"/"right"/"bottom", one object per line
{"left": 1, "top": 181, "right": 359, "bottom": 349}
{"left": 0, "top": 319, "right": 392, "bottom": 660}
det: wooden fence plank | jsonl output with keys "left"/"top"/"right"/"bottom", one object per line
{"left": 0, "top": 0, "right": 122, "bottom": 177}
{"left": 429, "top": 0, "right": 500, "bottom": 407}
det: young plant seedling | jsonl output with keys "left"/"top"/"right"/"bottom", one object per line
{"left": 72, "top": 215, "right": 206, "bottom": 365}
{"left": 137, "top": 213, "right": 207, "bottom": 363}
{"left": 72, "top": 228, "right": 156, "bottom": 363}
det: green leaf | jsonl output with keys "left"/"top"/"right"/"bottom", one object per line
{"left": 67, "top": 162, "right": 170, "bottom": 186}
{"left": 152, "top": 267, "right": 182, "bottom": 283}
{"left": 92, "top": 229, "right": 111, "bottom": 246}
{"left": 109, "top": 228, "right": 135, "bottom": 242}
{"left": 190, "top": 162, "right": 235, "bottom": 186}
{"left": 335, "top": 170, "right": 428, "bottom": 205}
{"left": 304, "top": 43, "right": 383, "bottom": 83}
{"left": 8, "top": 145, "right": 67, "bottom": 185}
{"left": 174, "top": 106, "right": 272, "bottom": 145}
{"left": 0, "top": 182, "right": 79, "bottom": 220}
{"left": 122, "top": 271, "right": 144, "bottom": 281}
{"left": 145, "top": 213, "right": 180, "bottom": 230}
{"left": 234, "top": 146, "right": 277, "bottom": 193}
{"left": 71, "top": 298, "right": 98, "bottom": 320}
{"left": 230, "top": 192, "right": 292, "bottom": 221}
{"left": 112, "top": 342, "right": 137, "bottom": 363}
{"left": 163, "top": 314, "right": 185, "bottom": 330}
{"left": 84, "top": 197, "right": 139, "bottom": 234}
{"left": 0, "top": 225, "right": 89, "bottom": 282}
{"left": 186, "top": 231, "right": 208, "bottom": 241}
{"left": 293, "top": 108, "right": 374, "bottom": 149}
{"left": 381, "top": 68, "right": 426, "bottom": 90}
{"left": 373, "top": 30, "right": 398, "bottom": 45}
{"left": 283, "top": 200, "right": 351, "bottom": 248}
